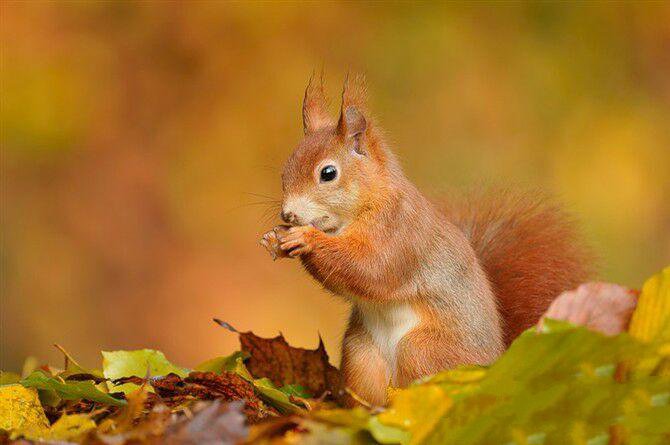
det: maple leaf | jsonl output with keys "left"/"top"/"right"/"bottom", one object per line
{"left": 4, "top": 269, "right": 669, "bottom": 445}
{"left": 214, "top": 319, "right": 350, "bottom": 405}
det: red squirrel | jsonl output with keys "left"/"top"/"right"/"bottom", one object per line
{"left": 260, "top": 74, "right": 592, "bottom": 406}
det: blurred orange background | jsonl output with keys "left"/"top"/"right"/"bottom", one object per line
{"left": 2, "top": 2, "right": 669, "bottom": 372}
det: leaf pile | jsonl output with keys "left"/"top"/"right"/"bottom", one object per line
{"left": 2, "top": 267, "right": 670, "bottom": 444}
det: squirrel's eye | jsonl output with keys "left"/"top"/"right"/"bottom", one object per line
{"left": 320, "top": 165, "right": 338, "bottom": 183}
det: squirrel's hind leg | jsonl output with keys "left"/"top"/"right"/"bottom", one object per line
{"left": 341, "top": 322, "right": 390, "bottom": 407}
{"left": 395, "top": 325, "right": 486, "bottom": 386}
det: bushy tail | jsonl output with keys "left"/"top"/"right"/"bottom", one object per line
{"left": 443, "top": 189, "right": 594, "bottom": 345}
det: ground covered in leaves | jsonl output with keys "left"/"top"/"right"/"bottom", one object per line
{"left": 1, "top": 267, "right": 669, "bottom": 445}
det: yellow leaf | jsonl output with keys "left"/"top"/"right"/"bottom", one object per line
{"left": 386, "top": 386, "right": 401, "bottom": 400}
{"left": 377, "top": 384, "right": 452, "bottom": 445}
{"left": 418, "top": 366, "right": 486, "bottom": 386}
{"left": 311, "top": 407, "right": 370, "bottom": 430}
{"left": 97, "top": 385, "right": 149, "bottom": 435}
{"left": 19, "top": 414, "right": 96, "bottom": 442}
{"left": 629, "top": 266, "right": 670, "bottom": 342}
{"left": 0, "top": 384, "right": 49, "bottom": 433}
{"left": 47, "top": 414, "right": 96, "bottom": 440}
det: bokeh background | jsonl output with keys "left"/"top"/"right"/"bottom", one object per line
{"left": 2, "top": 2, "right": 669, "bottom": 372}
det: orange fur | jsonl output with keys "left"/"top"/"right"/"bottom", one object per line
{"left": 442, "top": 190, "right": 594, "bottom": 345}
{"left": 261, "top": 74, "right": 593, "bottom": 406}
{"left": 340, "top": 312, "right": 390, "bottom": 405}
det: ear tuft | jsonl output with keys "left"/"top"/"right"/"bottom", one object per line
{"left": 337, "top": 73, "right": 369, "bottom": 145}
{"left": 302, "top": 70, "right": 333, "bottom": 134}
{"left": 341, "top": 72, "right": 368, "bottom": 110}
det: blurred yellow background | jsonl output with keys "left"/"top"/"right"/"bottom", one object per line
{"left": 2, "top": 2, "right": 669, "bottom": 372}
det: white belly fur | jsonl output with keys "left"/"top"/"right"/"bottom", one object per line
{"left": 357, "top": 301, "right": 419, "bottom": 384}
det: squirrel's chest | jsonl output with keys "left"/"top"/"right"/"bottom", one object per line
{"left": 357, "top": 302, "right": 420, "bottom": 382}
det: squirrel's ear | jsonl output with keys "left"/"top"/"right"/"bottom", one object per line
{"left": 342, "top": 106, "right": 366, "bottom": 139}
{"left": 337, "top": 73, "right": 368, "bottom": 153}
{"left": 302, "top": 71, "right": 332, "bottom": 134}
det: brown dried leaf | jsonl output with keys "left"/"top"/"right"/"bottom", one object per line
{"left": 162, "top": 400, "right": 248, "bottom": 445}
{"left": 44, "top": 398, "right": 119, "bottom": 425}
{"left": 96, "top": 385, "right": 150, "bottom": 436}
{"left": 245, "top": 415, "right": 302, "bottom": 444}
{"left": 539, "top": 282, "right": 638, "bottom": 336}
{"left": 215, "top": 320, "right": 350, "bottom": 406}
{"left": 92, "top": 404, "right": 171, "bottom": 445}
{"left": 150, "top": 371, "right": 273, "bottom": 422}
{"left": 87, "top": 396, "right": 248, "bottom": 444}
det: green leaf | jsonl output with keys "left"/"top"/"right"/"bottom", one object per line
{"left": 371, "top": 318, "right": 670, "bottom": 445}
{"left": 430, "top": 327, "right": 666, "bottom": 444}
{"left": 368, "top": 416, "right": 411, "bottom": 445}
{"left": 195, "top": 351, "right": 248, "bottom": 374}
{"left": 310, "top": 407, "right": 408, "bottom": 444}
{"left": 253, "top": 377, "right": 304, "bottom": 414}
{"left": 290, "top": 418, "right": 378, "bottom": 445}
{"left": 279, "top": 383, "right": 312, "bottom": 398}
{"left": 0, "top": 371, "right": 21, "bottom": 386}
{"left": 20, "top": 370, "right": 126, "bottom": 407}
{"left": 312, "top": 407, "right": 371, "bottom": 430}
{"left": 538, "top": 317, "right": 578, "bottom": 334}
{"left": 102, "top": 349, "right": 189, "bottom": 395}
{"left": 415, "top": 366, "right": 486, "bottom": 401}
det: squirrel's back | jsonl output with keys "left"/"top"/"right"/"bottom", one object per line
{"left": 443, "top": 189, "right": 594, "bottom": 345}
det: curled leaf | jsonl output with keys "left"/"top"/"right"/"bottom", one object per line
{"left": 539, "top": 282, "right": 638, "bottom": 336}
{"left": 20, "top": 371, "right": 126, "bottom": 407}
{"left": 629, "top": 266, "right": 670, "bottom": 342}
{"left": 253, "top": 377, "right": 305, "bottom": 414}
{"left": 280, "top": 383, "right": 312, "bottom": 399}
{"left": 102, "top": 349, "right": 189, "bottom": 395}
{"left": 195, "top": 351, "right": 249, "bottom": 374}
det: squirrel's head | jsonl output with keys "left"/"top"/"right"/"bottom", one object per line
{"left": 280, "top": 73, "right": 393, "bottom": 235}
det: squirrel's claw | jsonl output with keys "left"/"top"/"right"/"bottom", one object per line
{"left": 259, "top": 237, "right": 277, "bottom": 260}
{"left": 260, "top": 229, "right": 282, "bottom": 260}
{"left": 260, "top": 226, "right": 293, "bottom": 260}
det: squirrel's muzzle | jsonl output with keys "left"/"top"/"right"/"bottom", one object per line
{"left": 281, "top": 210, "right": 297, "bottom": 225}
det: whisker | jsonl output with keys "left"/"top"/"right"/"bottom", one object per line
{"left": 321, "top": 263, "right": 339, "bottom": 290}
{"left": 221, "top": 199, "right": 281, "bottom": 216}
{"left": 243, "top": 191, "right": 281, "bottom": 201}
{"left": 260, "top": 207, "right": 281, "bottom": 227}
{"left": 245, "top": 201, "right": 280, "bottom": 206}
{"left": 261, "top": 214, "right": 279, "bottom": 227}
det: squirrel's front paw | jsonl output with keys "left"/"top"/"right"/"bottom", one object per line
{"left": 277, "top": 225, "right": 317, "bottom": 257}
{"left": 260, "top": 225, "right": 291, "bottom": 260}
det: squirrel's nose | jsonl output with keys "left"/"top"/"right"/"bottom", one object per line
{"left": 281, "top": 210, "right": 296, "bottom": 224}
